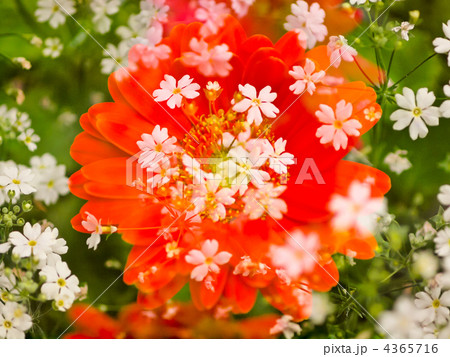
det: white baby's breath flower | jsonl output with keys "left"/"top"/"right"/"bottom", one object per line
{"left": 433, "top": 20, "right": 450, "bottom": 67}
{"left": 415, "top": 286, "right": 450, "bottom": 325}
{"left": 435, "top": 227, "right": 450, "bottom": 257}
{"left": 390, "top": 87, "right": 440, "bottom": 140}
{"left": 384, "top": 149, "right": 412, "bottom": 174}
{"left": 9, "top": 223, "right": 54, "bottom": 262}
{"left": 33, "top": 164, "right": 69, "bottom": 206}
{"left": 40, "top": 261, "right": 80, "bottom": 300}
{"left": 91, "top": 0, "right": 121, "bottom": 34}
{"left": 392, "top": 21, "right": 414, "bottom": 41}
{"left": 35, "top": 0, "right": 76, "bottom": 29}
{"left": 0, "top": 164, "right": 36, "bottom": 197}
{"left": 42, "top": 38, "right": 63, "bottom": 59}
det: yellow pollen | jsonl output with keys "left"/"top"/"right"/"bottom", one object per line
{"left": 3, "top": 320, "right": 12, "bottom": 329}
{"left": 28, "top": 240, "right": 37, "bottom": 247}
{"left": 205, "top": 257, "right": 214, "bottom": 265}
{"left": 155, "top": 143, "right": 163, "bottom": 152}
{"left": 57, "top": 278, "right": 66, "bottom": 287}
{"left": 173, "top": 88, "right": 182, "bottom": 95}
{"left": 12, "top": 179, "right": 21, "bottom": 184}
{"left": 252, "top": 98, "right": 261, "bottom": 106}
{"left": 14, "top": 309, "right": 23, "bottom": 318}
{"left": 47, "top": 180, "right": 54, "bottom": 188}
{"left": 432, "top": 299, "right": 440, "bottom": 308}
{"left": 57, "top": 300, "right": 64, "bottom": 306}
{"left": 334, "top": 120, "right": 343, "bottom": 129}
{"left": 413, "top": 107, "right": 422, "bottom": 117}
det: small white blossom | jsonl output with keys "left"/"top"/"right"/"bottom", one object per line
{"left": 435, "top": 227, "right": 450, "bottom": 257}
{"left": 0, "top": 302, "right": 32, "bottom": 339}
{"left": 412, "top": 251, "right": 439, "bottom": 280}
{"left": 327, "top": 35, "right": 357, "bottom": 68}
{"left": 415, "top": 286, "right": 450, "bottom": 325}
{"left": 390, "top": 87, "right": 440, "bottom": 140}
{"left": 195, "top": 0, "right": 230, "bottom": 38}
{"left": 42, "top": 38, "right": 63, "bottom": 58}
{"left": 392, "top": 21, "right": 415, "bottom": 41}
{"left": 101, "top": 41, "right": 130, "bottom": 75}
{"left": 9, "top": 223, "right": 53, "bottom": 261}
{"left": 153, "top": 75, "right": 201, "bottom": 109}
{"left": 231, "top": 0, "right": 255, "bottom": 18}
{"left": 270, "top": 315, "right": 301, "bottom": 339}
{"left": 289, "top": 59, "right": 325, "bottom": 95}
{"left": 0, "top": 164, "right": 36, "bottom": 197}
{"left": 384, "top": 149, "right": 412, "bottom": 174}
{"left": 35, "top": 0, "right": 76, "bottom": 28}
{"left": 90, "top": 0, "right": 121, "bottom": 34}
{"left": 81, "top": 212, "right": 118, "bottom": 250}
{"left": 40, "top": 261, "right": 80, "bottom": 300}
{"left": 17, "top": 128, "right": 40, "bottom": 151}
{"left": 349, "top": 0, "right": 380, "bottom": 5}
{"left": 433, "top": 20, "right": 450, "bottom": 66}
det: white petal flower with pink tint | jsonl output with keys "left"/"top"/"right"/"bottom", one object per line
{"left": 243, "top": 183, "right": 287, "bottom": 220}
{"left": 233, "top": 255, "right": 269, "bottom": 277}
{"left": 270, "top": 315, "right": 301, "bottom": 339}
{"left": 270, "top": 230, "right": 320, "bottom": 280}
{"left": 148, "top": 159, "right": 179, "bottom": 188}
{"left": 266, "top": 138, "right": 295, "bottom": 174}
{"left": 128, "top": 26, "right": 171, "bottom": 69}
{"left": 329, "top": 181, "right": 385, "bottom": 235}
{"left": 181, "top": 38, "right": 233, "bottom": 77}
{"left": 289, "top": 59, "right": 325, "bottom": 95}
{"left": 185, "top": 239, "right": 232, "bottom": 281}
{"left": 137, "top": 125, "right": 179, "bottom": 169}
{"left": 81, "top": 212, "right": 117, "bottom": 250}
{"left": 284, "top": 1, "right": 327, "bottom": 49}
{"left": 327, "top": 35, "right": 358, "bottom": 68}
{"left": 231, "top": 0, "right": 255, "bottom": 18}
{"left": 315, "top": 100, "right": 362, "bottom": 151}
{"left": 363, "top": 106, "right": 382, "bottom": 122}
{"left": 182, "top": 155, "right": 208, "bottom": 184}
{"left": 392, "top": 21, "right": 415, "bottom": 41}
{"left": 192, "top": 175, "right": 236, "bottom": 222}
{"left": 232, "top": 84, "right": 279, "bottom": 126}
{"left": 153, "top": 74, "right": 200, "bottom": 109}
{"left": 195, "top": 0, "right": 230, "bottom": 38}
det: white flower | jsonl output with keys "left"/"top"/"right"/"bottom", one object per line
{"left": 9, "top": 223, "right": 53, "bottom": 261}
{"left": 137, "top": 125, "right": 179, "bottom": 169}
{"left": 0, "top": 164, "right": 36, "bottom": 197}
{"left": 90, "top": 0, "right": 121, "bottom": 34}
{"left": 153, "top": 75, "right": 201, "bottom": 109}
{"left": 310, "top": 293, "right": 334, "bottom": 325}
{"left": 181, "top": 38, "right": 233, "bottom": 77}
{"left": 392, "top": 21, "right": 415, "bottom": 41}
{"left": 35, "top": 0, "right": 76, "bottom": 28}
{"left": 270, "top": 230, "right": 320, "bottom": 280}
{"left": 101, "top": 41, "right": 130, "bottom": 75}
{"left": 329, "top": 180, "right": 385, "bottom": 235}
{"left": 185, "top": 239, "right": 232, "bottom": 281}
{"left": 349, "top": 0, "right": 379, "bottom": 5}
{"left": 42, "top": 38, "right": 63, "bottom": 58}
{"left": 17, "top": 128, "right": 40, "bottom": 152}
{"left": 390, "top": 87, "right": 440, "bottom": 140}
{"left": 284, "top": 1, "right": 327, "bottom": 49}
{"left": 10, "top": 112, "right": 31, "bottom": 132}
{"left": 53, "top": 293, "right": 75, "bottom": 312}
{"left": 140, "top": 0, "right": 169, "bottom": 26}
{"left": 441, "top": 81, "right": 450, "bottom": 118}
{"left": 33, "top": 165, "right": 69, "bottom": 205}
{"left": 0, "top": 302, "right": 32, "bottom": 339}
{"left": 243, "top": 183, "right": 287, "bottom": 220}
{"left": 415, "top": 286, "right": 450, "bottom": 325}
{"left": 289, "top": 59, "right": 325, "bottom": 95}
{"left": 195, "top": 0, "right": 230, "bottom": 38}
{"left": 383, "top": 149, "right": 412, "bottom": 174}
{"left": 231, "top": 0, "right": 255, "bottom": 18}
{"left": 378, "top": 296, "right": 424, "bottom": 338}
{"left": 438, "top": 185, "right": 450, "bottom": 222}
{"left": 412, "top": 251, "right": 439, "bottom": 280}
{"left": 270, "top": 315, "right": 301, "bottom": 339}
{"left": 128, "top": 26, "right": 171, "bottom": 69}
{"left": 435, "top": 227, "right": 450, "bottom": 257}
{"left": 40, "top": 261, "right": 80, "bottom": 300}
{"left": 433, "top": 20, "right": 450, "bottom": 66}
{"left": 315, "top": 100, "right": 362, "bottom": 151}
{"left": 327, "top": 35, "right": 357, "bottom": 68}
{"left": 37, "top": 226, "right": 68, "bottom": 268}
{"left": 81, "top": 212, "right": 117, "bottom": 250}
{"left": 116, "top": 13, "right": 148, "bottom": 41}
{"left": 232, "top": 84, "right": 279, "bottom": 126}
{"left": 266, "top": 138, "right": 295, "bottom": 174}
{"left": 206, "top": 81, "right": 221, "bottom": 92}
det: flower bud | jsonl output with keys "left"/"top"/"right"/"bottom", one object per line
{"left": 22, "top": 201, "right": 33, "bottom": 212}
{"left": 11, "top": 254, "right": 21, "bottom": 264}
{"left": 16, "top": 218, "right": 25, "bottom": 226}
{"left": 37, "top": 293, "right": 47, "bottom": 302}
{"left": 7, "top": 190, "right": 16, "bottom": 200}
{"left": 12, "top": 57, "right": 32, "bottom": 70}
{"left": 12, "top": 205, "right": 21, "bottom": 214}
{"left": 1, "top": 207, "right": 8, "bottom": 214}
{"left": 409, "top": 10, "right": 420, "bottom": 24}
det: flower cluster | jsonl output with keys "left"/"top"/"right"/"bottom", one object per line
{"left": 0, "top": 105, "right": 39, "bottom": 152}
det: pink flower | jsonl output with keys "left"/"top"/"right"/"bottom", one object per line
{"left": 327, "top": 35, "right": 358, "bottom": 68}
{"left": 289, "top": 58, "right": 325, "bottom": 95}
{"left": 284, "top": 1, "right": 328, "bottom": 49}
{"left": 315, "top": 100, "right": 362, "bottom": 151}
{"left": 195, "top": 0, "right": 230, "bottom": 38}
{"left": 231, "top": 0, "right": 255, "bottom": 18}
{"left": 329, "top": 181, "right": 385, "bottom": 235}
{"left": 181, "top": 38, "right": 233, "bottom": 77}
{"left": 137, "top": 125, "right": 179, "bottom": 169}
{"left": 128, "top": 26, "right": 171, "bottom": 69}
{"left": 270, "top": 230, "right": 320, "bottom": 280}
{"left": 266, "top": 138, "right": 295, "bottom": 174}
{"left": 243, "top": 183, "right": 287, "bottom": 220}
{"left": 153, "top": 74, "right": 200, "bottom": 109}
{"left": 270, "top": 315, "right": 301, "bottom": 339}
{"left": 232, "top": 84, "right": 279, "bottom": 126}
{"left": 192, "top": 175, "right": 236, "bottom": 222}
{"left": 185, "top": 239, "right": 232, "bottom": 281}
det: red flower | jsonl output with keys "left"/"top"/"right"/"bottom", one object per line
{"left": 70, "top": 16, "right": 389, "bottom": 320}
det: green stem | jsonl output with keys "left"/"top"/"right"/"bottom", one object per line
{"left": 385, "top": 49, "right": 396, "bottom": 89}
{"left": 391, "top": 53, "right": 437, "bottom": 88}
